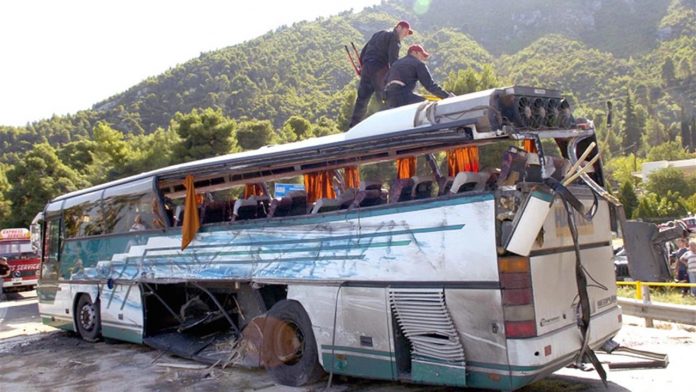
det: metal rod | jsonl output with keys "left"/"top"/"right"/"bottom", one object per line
{"left": 191, "top": 282, "right": 239, "bottom": 334}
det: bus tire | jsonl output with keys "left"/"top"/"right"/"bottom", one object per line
{"left": 75, "top": 294, "right": 101, "bottom": 342}
{"left": 262, "top": 300, "right": 325, "bottom": 386}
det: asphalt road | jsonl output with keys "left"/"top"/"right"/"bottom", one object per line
{"left": 0, "top": 293, "right": 693, "bottom": 391}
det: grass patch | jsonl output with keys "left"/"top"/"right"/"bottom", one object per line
{"left": 616, "top": 285, "right": 696, "bottom": 306}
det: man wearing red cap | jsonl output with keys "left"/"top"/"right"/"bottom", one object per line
{"left": 384, "top": 44, "right": 452, "bottom": 108}
{"left": 348, "top": 21, "right": 413, "bottom": 128}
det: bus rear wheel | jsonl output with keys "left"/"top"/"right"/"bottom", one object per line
{"left": 262, "top": 300, "right": 325, "bottom": 386}
{"left": 75, "top": 294, "right": 101, "bottom": 342}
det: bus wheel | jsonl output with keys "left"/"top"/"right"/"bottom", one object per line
{"left": 75, "top": 294, "right": 101, "bottom": 342}
{"left": 262, "top": 300, "right": 325, "bottom": 386}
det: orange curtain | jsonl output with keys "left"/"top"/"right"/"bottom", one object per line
{"left": 523, "top": 139, "right": 537, "bottom": 153}
{"left": 447, "top": 146, "right": 480, "bottom": 176}
{"left": 396, "top": 157, "right": 416, "bottom": 179}
{"left": 181, "top": 175, "right": 201, "bottom": 251}
{"left": 243, "top": 183, "right": 264, "bottom": 198}
{"left": 304, "top": 170, "right": 336, "bottom": 204}
{"left": 344, "top": 166, "right": 360, "bottom": 189}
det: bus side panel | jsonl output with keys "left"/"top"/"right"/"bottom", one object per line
{"left": 288, "top": 285, "right": 396, "bottom": 381}
{"left": 100, "top": 282, "right": 144, "bottom": 344}
{"left": 445, "top": 289, "right": 510, "bottom": 389}
{"left": 38, "top": 282, "right": 76, "bottom": 331}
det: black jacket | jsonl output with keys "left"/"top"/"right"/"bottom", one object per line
{"left": 360, "top": 29, "right": 400, "bottom": 69}
{"left": 385, "top": 55, "right": 449, "bottom": 99}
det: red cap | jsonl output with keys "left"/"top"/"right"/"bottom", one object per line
{"left": 408, "top": 44, "right": 430, "bottom": 58}
{"left": 396, "top": 20, "right": 414, "bottom": 35}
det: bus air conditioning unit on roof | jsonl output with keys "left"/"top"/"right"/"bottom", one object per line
{"left": 345, "top": 86, "right": 575, "bottom": 139}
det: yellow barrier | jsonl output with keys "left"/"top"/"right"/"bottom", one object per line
{"left": 616, "top": 281, "right": 696, "bottom": 300}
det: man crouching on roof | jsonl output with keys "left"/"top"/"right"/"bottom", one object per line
{"left": 384, "top": 44, "right": 453, "bottom": 108}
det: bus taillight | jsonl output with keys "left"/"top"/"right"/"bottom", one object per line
{"left": 498, "top": 256, "right": 537, "bottom": 338}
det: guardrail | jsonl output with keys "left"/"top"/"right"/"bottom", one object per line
{"left": 616, "top": 281, "right": 696, "bottom": 327}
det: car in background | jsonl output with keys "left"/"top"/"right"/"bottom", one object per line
{"left": 682, "top": 216, "right": 696, "bottom": 233}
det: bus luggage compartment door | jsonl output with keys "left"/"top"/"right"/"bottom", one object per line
{"left": 389, "top": 288, "right": 466, "bottom": 386}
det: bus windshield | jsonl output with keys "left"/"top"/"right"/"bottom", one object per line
{"left": 0, "top": 240, "right": 33, "bottom": 256}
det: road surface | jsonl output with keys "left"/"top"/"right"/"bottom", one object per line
{"left": 1, "top": 292, "right": 693, "bottom": 391}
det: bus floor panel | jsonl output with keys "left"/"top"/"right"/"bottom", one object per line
{"left": 143, "top": 330, "right": 253, "bottom": 368}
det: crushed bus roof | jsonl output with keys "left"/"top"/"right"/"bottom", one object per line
{"left": 51, "top": 86, "right": 587, "bottom": 202}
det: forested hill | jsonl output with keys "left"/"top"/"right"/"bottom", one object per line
{"left": 1, "top": 0, "right": 694, "bottom": 147}
{"left": 1, "top": 0, "right": 696, "bottom": 226}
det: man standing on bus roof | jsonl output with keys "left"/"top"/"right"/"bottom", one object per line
{"left": 347, "top": 20, "right": 414, "bottom": 128}
{"left": 384, "top": 44, "right": 453, "bottom": 109}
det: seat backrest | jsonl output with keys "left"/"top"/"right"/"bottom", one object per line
{"left": 450, "top": 172, "right": 489, "bottom": 194}
{"left": 338, "top": 189, "right": 358, "bottom": 209}
{"left": 388, "top": 178, "right": 415, "bottom": 203}
{"left": 268, "top": 197, "right": 292, "bottom": 218}
{"left": 286, "top": 190, "right": 308, "bottom": 216}
{"left": 202, "top": 200, "right": 232, "bottom": 224}
{"left": 411, "top": 176, "right": 434, "bottom": 199}
{"left": 233, "top": 198, "right": 259, "bottom": 220}
{"left": 310, "top": 198, "right": 342, "bottom": 214}
{"left": 360, "top": 181, "right": 383, "bottom": 191}
{"left": 437, "top": 176, "right": 454, "bottom": 195}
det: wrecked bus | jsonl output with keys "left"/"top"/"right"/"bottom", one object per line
{"left": 37, "top": 86, "right": 622, "bottom": 390}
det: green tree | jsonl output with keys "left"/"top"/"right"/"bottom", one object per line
{"left": 281, "top": 115, "right": 314, "bottom": 142}
{"left": 646, "top": 140, "right": 692, "bottom": 162}
{"left": 661, "top": 57, "right": 676, "bottom": 85}
{"left": 0, "top": 164, "right": 11, "bottom": 226}
{"left": 58, "top": 138, "right": 97, "bottom": 173}
{"left": 6, "top": 144, "right": 87, "bottom": 227}
{"left": 171, "top": 108, "right": 238, "bottom": 163}
{"left": 87, "top": 122, "right": 135, "bottom": 183}
{"left": 313, "top": 116, "right": 341, "bottom": 137}
{"left": 236, "top": 120, "right": 277, "bottom": 150}
{"left": 645, "top": 167, "right": 694, "bottom": 197}
{"left": 621, "top": 93, "right": 641, "bottom": 155}
{"left": 618, "top": 180, "right": 639, "bottom": 219}
{"left": 634, "top": 191, "right": 686, "bottom": 219}
{"left": 604, "top": 154, "right": 644, "bottom": 186}
{"left": 681, "top": 107, "right": 692, "bottom": 151}
{"left": 123, "top": 127, "right": 180, "bottom": 174}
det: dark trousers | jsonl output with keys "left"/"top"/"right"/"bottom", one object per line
{"left": 386, "top": 88, "right": 425, "bottom": 108}
{"left": 348, "top": 64, "right": 387, "bottom": 128}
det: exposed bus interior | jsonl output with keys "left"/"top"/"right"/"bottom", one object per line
{"left": 143, "top": 280, "right": 287, "bottom": 365}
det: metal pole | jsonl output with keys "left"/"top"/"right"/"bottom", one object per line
{"left": 642, "top": 285, "right": 654, "bottom": 328}
{"left": 635, "top": 281, "right": 642, "bottom": 300}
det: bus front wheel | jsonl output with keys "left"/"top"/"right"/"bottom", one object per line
{"left": 262, "top": 300, "right": 325, "bottom": 386}
{"left": 75, "top": 294, "right": 101, "bottom": 342}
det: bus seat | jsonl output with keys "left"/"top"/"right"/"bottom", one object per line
{"left": 286, "top": 190, "right": 308, "bottom": 215}
{"left": 450, "top": 172, "right": 489, "bottom": 193}
{"left": 268, "top": 197, "right": 292, "bottom": 218}
{"left": 338, "top": 189, "right": 358, "bottom": 209}
{"left": 310, "top": 198, "right": 342, "bottom": 214}
{"left": 351, "top": 187, "right": 387, "bottom": 209}
{"left": 202, "top": 199, "right": 233, "bottom": 224}
{"left": 411, "top": 176, "right": 434, "bottom": 199}
{"left": 360, "top": 181, "right": 383, "bottom": 192}
{"left": 233, "top": 196, "right": 270, "bottom": 221}
{"left": 388, "top": 178, "right": 414, "bottom": 203}
{"left": 437, "top": 176, "right": 454, "bottom": 195}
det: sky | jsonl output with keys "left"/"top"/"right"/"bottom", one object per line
{"left": 0, "top": 0, "right": 382, "bottom": 126}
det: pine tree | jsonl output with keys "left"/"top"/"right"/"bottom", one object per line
{"left": 618, "top": 180, "right": 638, "bottom": 219}
{"left": 681, "top": 107, "right": 692, "bottom": 151}
{"left": 621, "top": 93, "right": 640, "bottom": 155}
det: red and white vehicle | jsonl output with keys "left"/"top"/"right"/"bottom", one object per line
{"left": 0, "top": 228, "right": 41, "bottom": 291}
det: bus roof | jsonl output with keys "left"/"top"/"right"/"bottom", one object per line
{"left": 51, "top": 87, "right": 590, "bottom": 203}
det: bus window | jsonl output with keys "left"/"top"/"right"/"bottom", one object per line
{"left": 102, "top": 178, "right": 160, "bottom": 234}
{"left": 41, "top": 218, "right": 62, "bottom": 281}
{"left": 62, "top": 190, "right": 104, "bottom": 238}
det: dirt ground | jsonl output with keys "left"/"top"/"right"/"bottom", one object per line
{"left": 1, "top": 291, "right": 694, "bottom": 391}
